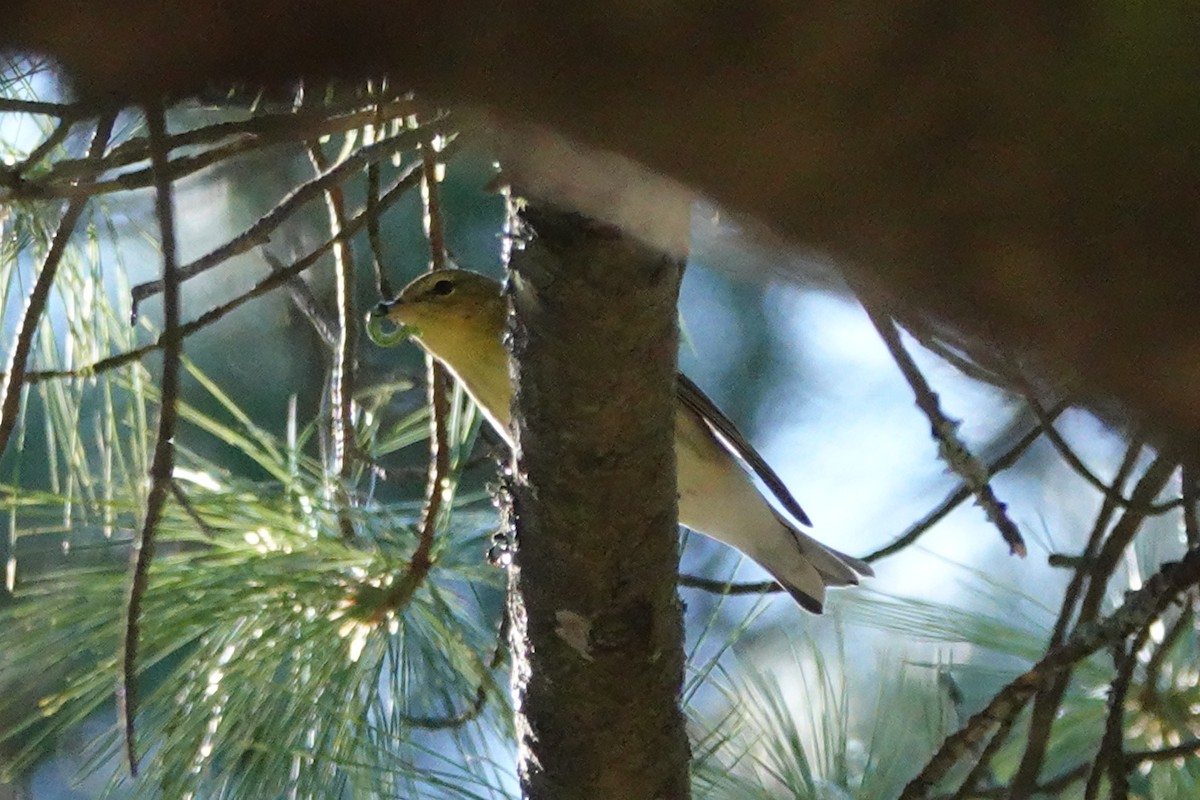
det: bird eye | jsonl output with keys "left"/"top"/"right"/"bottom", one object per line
{"left": 430, "top": 279, "right": 455, "bottom": 296}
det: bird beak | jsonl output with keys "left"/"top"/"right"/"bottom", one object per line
{"left": 366, "top": 300, "right": 416, "bottom": 347}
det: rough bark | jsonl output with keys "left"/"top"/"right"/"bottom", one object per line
{"left": 504, "top": 203, "right": 690, "bottom": 800}
{"left": 7, "top": 2, "right": 1200, "bottom": 446}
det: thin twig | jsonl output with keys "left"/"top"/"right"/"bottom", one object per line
{"left": 1010, "top": 442, "right": 1158, "bottom": 796}
{"left": 1129, "top": 737, "right": 1200, "bottom": 763}
{"left": 50, "top": 96, "right": 416, "bottom": 180}
{"left": 897, "top": 322, "right": 1019, "bottom": 390}
{"left": 19, "top": 148, "right": 440, "bottom": 385}
{"left": 128, "top": 126, "right": 448, "bottom": 314}
{"left": 6, "top": 134, "right": 273, "bottom": 202}
{"left": 678, "top": 574, "right": 780, "bottom": 596}
{"left": 1077, "top": 455, "right": 1179, "bottom": 624}
{"left": 0, "top": 97, "right": 83, "bottom": 117}
{"left": 0, "top": 112, "right": 114, "bottom": 461}
{"left": 169, "top": 480, "right": 216, "bottom": 538}
{"left": 414, "top": 132, "right": 451, "bottom": 557}
{"left": 120, "top": 101, "right": 184, "bottom": 778}
{"left": 948, "top": 709, "right": 1019, "bottom": 800}
{"left": 16, "top": 117, "right": 77, "bottom": 176}
{"left": 1053, "top": 441, "right": 1143, "bottom": 647}
{"left": 307, "top": 136, "right": 358, "bottom": 540}
{"left": 1084, "top": 626, "right": 1151, "bottom": 800}
{"left": 864, "top": 405, "right": 1065, "bottom": 562}
{"left": 1024, "top": 393, "right": 1179, "bottom": 515}
{"left": 421, "top": 132, "right": 448, "bottom": 271}
{"left": 374, "top": 126, "right": 453, "bottom": 614}
{"left": 7, "top": 100, "right": 429, "bottom": 205}
{"left": 863, "top": 305, "right": 1025, "bottom": 557}
{"left": 263, "top": 250, "right": 339, "bottom": 349}
{"left": 901, "top": 547, "right": 1200, "bottom": 800}
{"left": 366, "top": 82, "right": 394, "bottom": 299}
{"left": 401, "top": 603, "right": 510, "bottom": 729}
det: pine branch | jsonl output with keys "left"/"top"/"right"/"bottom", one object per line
{"left": 15, "top": 143, "right": 445, "bottom": 386}
{"left": 1023, "top": 390, "right": 1179, "bottom": 515}
{"left": 306, "top": 125, "right": 358, "bottom": 541}
{"left": 1007, "top": 440, "right": 1146, "bottom": 796}
{"left": 0, "top": 112, "right": 114, "bottom": 461}
{"left": 375, "top": 126, "right": 451, "bottom": 614}
{"left": 865, "top": 404, "right": 1064, "bottom": 562}
{"left": 120, "top": 100, "right": 183, "bottom": 777}
{"left": 863, "top": 304, "right": 1025, "bottom": 558}
{"left": 901, "top": 546, "right": 1200, "bottom": 800}
{"left": 128, "top": 122, "right": 444, "bottom": 315}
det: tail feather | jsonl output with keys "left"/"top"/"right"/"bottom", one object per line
{"left": 780, "top": 582, "right": 826, "bottom": 615}
{"left": 766, "top": 556, "right": 828, "bottom": 615}
{"left": 788, "top": 527, "right": 872, "bottom": 586}
{"left": 762, "top": 519, "right": 874, "bottom": 614}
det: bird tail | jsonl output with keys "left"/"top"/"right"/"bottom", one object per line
{"left": 763, "top": 516, "right": 874, "bottom": 614}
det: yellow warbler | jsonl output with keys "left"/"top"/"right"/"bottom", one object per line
{"left": 371, "top": 270, "right": 871, "bottom": 612}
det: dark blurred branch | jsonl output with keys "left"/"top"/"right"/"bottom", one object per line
{"left": 9, "top": 3, "right": 1200, "bottom": 456}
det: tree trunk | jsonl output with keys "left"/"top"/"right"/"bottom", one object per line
{"left": 504, "top": 201, "right": 690, "bottom": 799}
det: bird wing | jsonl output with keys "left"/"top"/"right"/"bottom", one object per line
{"left": 676, "top": 373, "right": 812, "bottom": 527}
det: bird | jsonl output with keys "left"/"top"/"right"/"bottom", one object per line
{"left": 371, "top": 269, "right": 872, "bottom": 612}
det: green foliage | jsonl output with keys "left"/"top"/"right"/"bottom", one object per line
{"left": 690, "top": 634, "right": 951, "bottom": 800}
{"left": 1, "top": 352, "right": 509, "bottom": 797}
